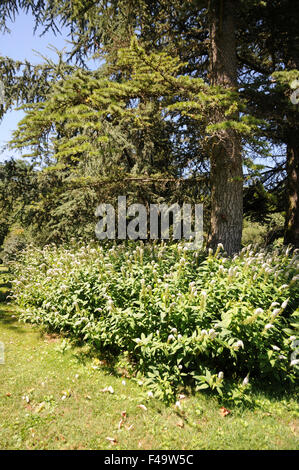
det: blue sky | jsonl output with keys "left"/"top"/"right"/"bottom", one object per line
{"left": 0, "top": 11, "right": 70, "bottom": 162}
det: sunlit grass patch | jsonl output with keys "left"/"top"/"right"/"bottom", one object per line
{"left": 0, "top": 305, "right": 298, "bottom": 450}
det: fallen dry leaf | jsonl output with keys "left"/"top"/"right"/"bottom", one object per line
{"left": 118, "top": 410, "right": 127, "bottom": 429}
{"left": 106, "top": 437, "right": 117, "bottom": 445}
{"left": 220, "top": 407, "right": 231, "bottom": 417}
{"left": 137, "top": 404, "right": 147, "bottom": 411}
{"left": 100, "top": 386, "right": 114, "bottom": 394}
{"left": 35, "top": 402, "right": 46, "bottom": 413}
{"left": 176, "top": 419, "right": 184, "bottom": 428}
{"left": 61, "top": 390, "right": 71, "bottom": 400}
{"left": 290, "top": 422, "right": 298, "bottom": 436}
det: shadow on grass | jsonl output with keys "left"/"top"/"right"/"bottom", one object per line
{"left": 0, "top": 305, "right": 18, "bottom": 323}
{"left": 0, "top": 302, "right": 27, "bottom": 334}
{"left": 31, "top": 325, "right": 299, "bottom": 410}
{"left": 71, "top": 340, "right": 123, "bottom": 376}
{"left": 34, "top": 326, "right": 124, "bottom": 377}
{"left": 250, "top": 380, "right": 299, "bottom": 403}
{"left": 0, "top": 287, "right": 11, "bottom": 303}
{"left": 209, "top": 377, "right": 299, "bottom": 415}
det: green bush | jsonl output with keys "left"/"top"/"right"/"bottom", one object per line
{"left": 242, "top": 213, "right": 285, "bottom": 247}
{"left": 11, "top": 242, "right": 299, "bottom": 402}
{"left": 0, "top": 226, "right": 29, "bottom": 264}
{"left": 0, "top": 215, "right": 9, "bottom": 250}
{"left": 242, "top": 219, "right": 268, "bottom": 246}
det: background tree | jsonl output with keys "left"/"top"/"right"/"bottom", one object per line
{"left": 1, "top": 0, "right": 298, "bottom": 252}
{"left": 236, "top": 0, "right": 299, "bottom": 247}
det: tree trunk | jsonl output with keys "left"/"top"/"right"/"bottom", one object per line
{"left": 207, "top": 0, "right": 243, "bottom": 255}
{"left": 284, "top": 51, "right": 299, "bottom": 248}
{"left": 284, "top": 128, "right": 299, "bottom": 247}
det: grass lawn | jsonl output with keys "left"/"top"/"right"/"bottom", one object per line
{"left": 0, "top": 266, "right": 298, "bottom": 450}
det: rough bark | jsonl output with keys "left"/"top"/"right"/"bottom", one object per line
{"left": 284, "top": 52, "right": 299, "bottom": 248}
{"left": 207, "top": 0, "right": 243, "bottom": 256}
{"left": 284, "top": 128, "right": 299, "bottom": 247}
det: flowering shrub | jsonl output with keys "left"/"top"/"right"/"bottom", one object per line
{"left": 11, "top": 242, "right": 299, "bottom": 402}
